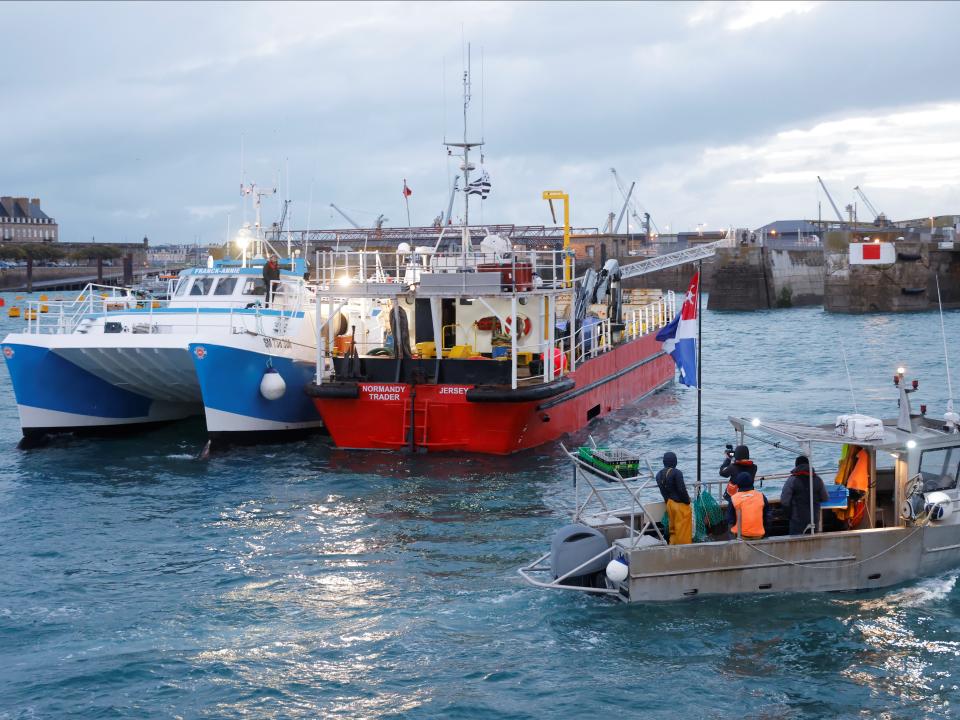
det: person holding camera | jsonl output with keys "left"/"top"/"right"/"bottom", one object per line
{"left": 720, "top": 444, "right": 757, "bottom": 499}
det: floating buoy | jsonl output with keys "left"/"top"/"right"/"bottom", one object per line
{"left": 15, "top": 295, "right": 23, "bottom": 301}
{"left": 0, "top": 298, "right": 5, "bottom": 307}
{"left": 8, "top": 307, "right": 20, "bottom": 318}
{"left": 260, "top": 367, "right": 286, "bottom": 400}
{"left": 39, "top": 304, "right": 49, "bottom": 313}
{"left": 23, "top": 309, "right": 38, "bottom": 320}
{"left": 39, "top": 294, "right": 48, "bottom": 301}
{"left": 606, "top": 557, "right": 629, "bottom": 583}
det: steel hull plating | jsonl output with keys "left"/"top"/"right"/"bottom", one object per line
{"left": 311, "top": 333, "right": 674, "bottom": 454}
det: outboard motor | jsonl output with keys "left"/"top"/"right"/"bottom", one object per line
{"left": 550, "top": 524, "right": 610, "bottom": 588}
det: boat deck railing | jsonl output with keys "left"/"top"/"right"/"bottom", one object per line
{"left": 313, "top": 247, "right": 571, "bottom": 294}
{"left": 19, "top": 280, "right": 309, "bottom": 336}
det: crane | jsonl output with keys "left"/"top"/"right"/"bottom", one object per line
{"left": 853, "top": 185, "right": 881, "bottom": 221}
{"left": 816, "top": 176, "right": 845, "bottom": 223}
{"left": 329, "top": 203, "right": 361, "bottom": 229}
{"left": 610, "top": 169, "right": 659, "bottom": 236}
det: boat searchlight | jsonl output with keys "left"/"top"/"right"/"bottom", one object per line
{"left": 751, "top": 418, "right": 761, "bottom": 428}
{"left": 906, "top": 440, "right": 917, "bottom": 449}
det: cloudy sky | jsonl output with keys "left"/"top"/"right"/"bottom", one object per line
{"left": 3, "top": 1, "right": 959, "bottom": 244}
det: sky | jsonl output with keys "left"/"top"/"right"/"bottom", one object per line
{"left": 3, "top": 1, "right": 960, "bottom": 244}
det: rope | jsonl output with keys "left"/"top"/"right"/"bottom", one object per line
{"left": 743, "top": 520, "right": 928, "bottom": 569}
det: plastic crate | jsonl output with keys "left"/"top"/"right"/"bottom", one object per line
{"left": 578, "top": 446, "right": 640, "bottom": 478}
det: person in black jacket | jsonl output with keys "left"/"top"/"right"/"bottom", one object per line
{"left": 656, "top": 451, "right": 692, "bottom": 545}
{"left": 720, "top": 444, "right": 758, "bottom": 499}
{"left": 780, "top": 455, "right": 829, "bottom": 535}
{"left": 262, "top": 254, "right": 281, "bottom": 305}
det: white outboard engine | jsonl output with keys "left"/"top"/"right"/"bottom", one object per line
{"left": 550, "top": 524, "right": 610, "bottom": 588}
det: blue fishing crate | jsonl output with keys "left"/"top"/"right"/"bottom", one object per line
{"left": 822, "top": 485, "right": 849, "bottom": 509}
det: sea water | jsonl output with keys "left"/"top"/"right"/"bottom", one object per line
{"left": 1, "top": 296, "right": 959, "bottom": 719}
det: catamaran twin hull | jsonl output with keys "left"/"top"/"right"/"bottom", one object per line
{"left": 307, "top": 332, "right": 674, "bottom": 454}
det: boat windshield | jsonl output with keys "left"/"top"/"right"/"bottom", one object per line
{"left": 190, "top": 277, "right": 215, "bottom": 295}
{"left": 242, "top": 277, "right": 265, "bottom": 296}
{"left": 918, "top": 446, "right": 960, "bottom": 492}
{"left": 174, "top": 278, "right": 190, "bottom": 296}
{"left": 213, "top": 277, "right": 238, "bottom": 296}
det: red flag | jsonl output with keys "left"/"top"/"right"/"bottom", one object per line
{"left": 402, "top": 180, "right": 412, "bottom": 197}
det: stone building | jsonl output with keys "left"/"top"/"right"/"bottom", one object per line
{"left": 0, "top": 197, "right": 58, "bottom": 243}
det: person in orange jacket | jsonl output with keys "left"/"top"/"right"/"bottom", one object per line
{"left": 727, "top": 471, "right": 770, "bottom": 540}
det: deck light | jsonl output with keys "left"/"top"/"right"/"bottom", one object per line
{"left": 751, "top": 418, "right": 761, "bottom": 427}
{"left": 906, "top": 440, "right": 917, "bottom": 449}
{"left": 336, "top": 275, "right": 352, "bottom": 287}
{"left": 897, "top": 366, "right": 906, "bottom": 375}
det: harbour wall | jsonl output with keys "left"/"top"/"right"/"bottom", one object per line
{"left": 709, "top": 246, "right": 824, "bottom": 310}
{"left": 825, "top": 238, "right": 960, "bottom": 313}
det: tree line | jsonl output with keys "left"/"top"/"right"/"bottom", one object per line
{"left": 0, "top": 243, "right": 124, "bottom": 263}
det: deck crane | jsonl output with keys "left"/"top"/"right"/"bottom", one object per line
{"left": 853, "top": 185, "right": 882, "bottom": 221}
{"left": 816, "top": 176, "right": 845, "bottom": 223}
{"left": 329, "top": 203, "right": 361, "bottom": 230}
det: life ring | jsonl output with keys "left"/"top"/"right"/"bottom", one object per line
{"left": 504, "top": 314, "right": 532, "bottom": 338}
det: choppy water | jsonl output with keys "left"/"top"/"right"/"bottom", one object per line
{"left": 1, "top": 292, "right": 960, "bottom": 719}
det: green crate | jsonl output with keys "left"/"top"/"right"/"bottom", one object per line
{"left": 577, "top": 446, "right": 640, "bottom": 478}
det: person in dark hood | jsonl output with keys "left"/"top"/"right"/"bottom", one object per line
{"left": 655, "top": 451, "right": 692, "bottom": 545}
{"left": 263, "top": 254, "right": 281, "bottom": 305}
{"left": 720, "top": 444, "right": 758, "bottom": 499}
{"left": 727, "top": 471, "right": 770, "bottom": 540}
{"left": 780, "top": 455, "right": 829, "bottom": 535}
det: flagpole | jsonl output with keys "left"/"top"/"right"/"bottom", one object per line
{"left": 696, "top": 259, "right": 702, "bottom": 496}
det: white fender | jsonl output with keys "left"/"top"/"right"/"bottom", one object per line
{"left": 260, "top": 368, "right": 286, "bottom": 400}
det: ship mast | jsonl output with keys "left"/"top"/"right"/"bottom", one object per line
{"left": 443, "top": 43, "right": 483, "bottom": 253}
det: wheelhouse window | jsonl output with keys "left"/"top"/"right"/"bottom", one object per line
{"left": 919, "top": 446, "right": 960, "bottom": 492}
{"left": 174, "top": 278, "right": 190, "bottom": 296}
{"left": 213, "top": 277, "right": 238, "bottom": 296}
{"left": 242, "top": 277, "right": 265, "bottom": 296}
{"left": 190, "top": 277, "right": 215, "bottom": 295}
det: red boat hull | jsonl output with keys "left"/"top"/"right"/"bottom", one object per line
{"left": 311, "top": 333, "right": 674, "bottom": 454}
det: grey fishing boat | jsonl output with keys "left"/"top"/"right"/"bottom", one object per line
{"left": 519, "top": 370, "right": 960, "bottom": 602}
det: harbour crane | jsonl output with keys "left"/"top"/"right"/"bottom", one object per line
{"left": 610, "top": 169, "right": 659, "bottom": 236}
{"left": 853, "top": 185, "right": 882, "bottom": 221}
{"left": 816, "top": 176, "right": 845, "bottom": 223}
{"left": 329, "top": 203, "right": 361, "bottom": 230}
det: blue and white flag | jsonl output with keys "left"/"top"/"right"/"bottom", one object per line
{"left": 655, "top": 272, "right": 699, "bottom": 387}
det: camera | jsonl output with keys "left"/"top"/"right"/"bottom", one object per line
{"left": 725, "top": 443, "right": 734, "bottom": 458}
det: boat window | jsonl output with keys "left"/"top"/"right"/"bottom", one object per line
{"left": 174, "top": 278, "right": 190, "bottom": 296}
{"left": 919, "top": 447, "right": 960, "bottom": 492}
{"left": 242, "top": 277, "right": 266, "bottom": 296}
{"left": 213, "top": 277, "right": 238, "bottom": 296}
{"left": 190, "top": 277, "right": 215, "bottom": 295}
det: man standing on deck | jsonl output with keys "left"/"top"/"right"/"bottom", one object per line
{"left": 780, "top": 456, "right": 829, "bottom": 535}
{"left": 728, "top": 472, "right": 770, "bottom": 540}
{"left": 720, "top": 445, "right": 757, "bottom": 500}
{"left": 263, "top": 254, "right": 280, "bottom": 306}
{"left": 655, "top": 452, "right": 692, "bottom": 545}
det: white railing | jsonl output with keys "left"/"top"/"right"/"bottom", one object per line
{"left": 314, "top": 248, "right": 571, "bottom": 293}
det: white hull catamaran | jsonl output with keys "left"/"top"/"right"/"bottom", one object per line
{"left": 519, "top": 370, "right": 960, "bottom": 602}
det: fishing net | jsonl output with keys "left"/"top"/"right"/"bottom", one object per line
{"left": 660, "top": 490, "right": 722, "bottom": 543}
